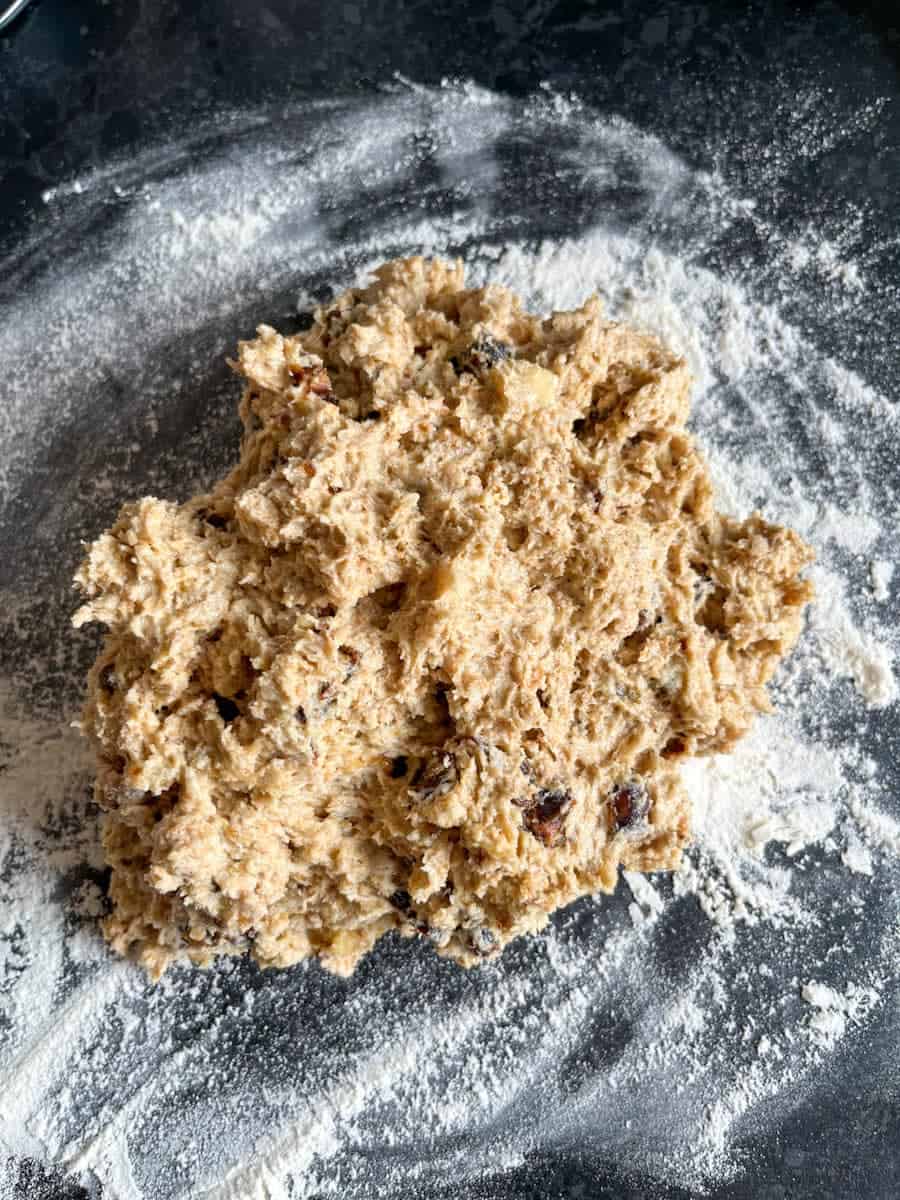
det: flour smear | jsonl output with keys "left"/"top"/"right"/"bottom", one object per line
{"left": 1, "top": 83, "right": 899, "bottom": 1200}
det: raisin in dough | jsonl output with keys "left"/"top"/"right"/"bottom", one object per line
{"left": 73, "top": 257, "right": 813, "bottom": 978}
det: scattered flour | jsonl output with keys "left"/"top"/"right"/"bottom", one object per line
{"left": 624, "top": 871, "right": 665, "bottom": 926}
{"left": 869, "top": 559, "right": 894, "bottom": 603}
{"left": 1, "top": 83, "right": 898, "bottom": 1199}
{"left": 805, "top": 566, "right": 898, "bottom": 708}
{"left": 802, "top": 979, "right": 881, "bottom": 1045}
{"left": 841, "top": 834, "right": 874, "bottom": 878}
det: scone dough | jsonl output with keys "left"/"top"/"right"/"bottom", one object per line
{"left": 74, "top": 257, "right": 813, "bottom": 977}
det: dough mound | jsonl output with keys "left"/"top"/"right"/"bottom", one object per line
{"left": 74, "top": 257, "right": 813, "bottom": 978}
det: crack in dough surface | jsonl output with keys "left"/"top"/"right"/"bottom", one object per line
{"left": 73, "top": 257, "right": 813, "bottom": 977}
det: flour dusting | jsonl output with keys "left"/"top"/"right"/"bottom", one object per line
{"left": 1, "top": 83, "right": 899, "bottom": 1199}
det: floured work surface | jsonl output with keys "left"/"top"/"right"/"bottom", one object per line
{"left": 73, "top": 257, "right": 812, "bottom": 978}
{"left": 4, "top": 76, "right": 900, "bottom": 1200}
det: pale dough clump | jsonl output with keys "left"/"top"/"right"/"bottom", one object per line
{"left": 73, "top": 257, "right": 813, "bottom": 978}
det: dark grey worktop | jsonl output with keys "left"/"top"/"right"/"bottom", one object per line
{"left": 1, "top": 3, "right": 898, "bottom": 1198}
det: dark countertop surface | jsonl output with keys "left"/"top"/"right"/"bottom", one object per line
{"left": 1, "top": 3, "right": 899, "bottom": 1199}
{"left": 3, "top": 0, "right": 899, "bottom": 384}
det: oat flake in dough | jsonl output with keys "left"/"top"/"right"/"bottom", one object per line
{"left": 73, "top": 257, "right": 813, "bottom": 978}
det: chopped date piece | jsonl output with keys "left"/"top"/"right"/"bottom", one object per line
{"left": 290, "top": 364, "right": 335, "bottom": 399}
{"left": 534, "top": 787, "right": 570, "bottom": 816}
{"left": 409, "top": 749, "right": 459, "bottom": 802}
{"left": 295, "top": 705, "right": 307, "bottom": 725}
{"left": 524, "top": 787, "right": 572, "bottom": 846}
{"left": 212, "top": 693, "right": 240, "bottom": 723}
{"left": 389, "top": 889, "right": 413, "bottom": 913}
{"left": 308, "top": 375, "right": 333, "bottom": 395}
{"left": 608, "top": 780, "right": 649, "bottom": 830}
{"left": 297, "top": 370, "right": 339, "bottom": 405}
{"left": 389, "top": 756, "right": 409, "bottom": 779}
{"left": 662, "top": 736, "right": 687, "bottom": 759}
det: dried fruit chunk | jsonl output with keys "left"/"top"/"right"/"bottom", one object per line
{"left": 389, "top": 889, "right": 413, "bottom": 914}
{"left": 409, "top": 749, "right": 459, "bottom": 802}
{"left": 520, "top": 787, "right": 573, "bottom": 846}
{"left": 608, "top": 780, "right": 649, "bottom": 831}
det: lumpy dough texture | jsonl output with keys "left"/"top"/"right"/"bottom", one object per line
{"left": 73, "top": 257, "right": 814, "bottom": 978}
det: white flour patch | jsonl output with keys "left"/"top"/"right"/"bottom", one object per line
{"left": 869, "top": 559, "right": 894, "bottom": 602}
{"left": 1, "top": 83, "right": 899, "bottom": 1199}
{"left": 841, "top": 834, "right": 874, "bottom": 878}
{"left": 802, "top": 979, "right": 881, "bottom": 1045}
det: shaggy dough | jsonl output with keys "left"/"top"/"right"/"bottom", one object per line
{"left": 73, "top": 257, "right": 813, "bottom": 978}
